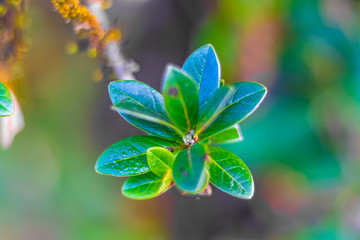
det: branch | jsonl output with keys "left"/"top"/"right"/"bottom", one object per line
{"left": 87, "top": 1, "right": 137, "bottom": 80}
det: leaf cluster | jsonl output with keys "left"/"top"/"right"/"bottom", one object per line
{"left": 95, "top": 44, "right": 267, "bottom": 199}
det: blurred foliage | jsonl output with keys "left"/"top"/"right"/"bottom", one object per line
{"left": 193, "top": 0, "right": 360, "bottom": 238}
{"left": 1, "top": 0, "right": 360, "bottom": 239}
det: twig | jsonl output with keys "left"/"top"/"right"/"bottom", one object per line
{"left": 86, "top": 1, "right": 137, "bottom": 80}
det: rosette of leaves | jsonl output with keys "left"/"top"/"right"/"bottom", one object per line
{"left": 95, "top": 44, "right": 267, "bottom": 200}
{"left": 0, "top": 82, "right": 14, "bottom": 117}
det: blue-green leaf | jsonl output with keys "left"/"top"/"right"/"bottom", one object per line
{"left": 96, "top": 136, "right": 179, "bottom": 177}
{"left": 182, "top": 44, "right": 220, "bottom": 111}
{"left": 122, "top": 171, "right": 173, "bottom": 200}
{"left": 173, "top": 144, "right": 209, "bottom": 194}
{"left": 196, "top": 86, "right": 235, "bottom": 133}
{"left": 198, "top": 82, "right": 266, "bottom": 140}
{"left": 147, "top": 147, "right": 175, "bottom": 177}
{"left": 0, "top": 82, "right": 14, "bottom": 117}
{"left": 208, "top": 147, "right": 254, "bottom": 199}
{"left": 109, "top": 80, "right": 166, "bottom": 115}
{"left": 210, "top": 124, "right": 243, "bottom": 144}
{"left": 114, "top": 102, "right": 183, "bottom": 141}
{"left": 109, "top": 80, "right": 182, "bottom": 141}
{"left": 163, "top": 65, "right": 199, "bottom": 133}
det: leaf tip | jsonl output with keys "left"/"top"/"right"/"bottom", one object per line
{"left": 254, "top": 82, "right": 267, "bottom": 92}
{"left": 244, "top": 186, "right": 255, "bottom": 199}
{"left": 94, "top": 159, "right": 102, "bottom": 174}
{"left": 94, "top": 150, "right": 108, "bottom": 175}
{"left": 197, "top": 43, "right": 214, "bottom": 51}
{"left": 241, "top": 175, "right": 255, "bottom": 199}
{"left": 246, "top": 81, "right": 268, "bottom": 102}
{"left": 162, "top": 64, "right": 196, "bottom": 92}
{"left": 204, "top": 43, "right": 215, "bottom": 51}
{"left": 107, "top": 80, "right": 118, "bottom": 91}
{"left": 164, "top": 64, "right": 181, "bottom": 76}
{"left": 258, "top": 83, "right": 268, "bottom": 101}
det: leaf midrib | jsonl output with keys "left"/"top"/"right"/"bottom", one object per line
{"left": 116, "top": 105, "right": 171, "bottom": 125}
{"left": 126, "top": 178, "right": 163, "bottom": 191}
{"left": 97, "top": 152, "right": 146, "bottom": 169}
{"left": 212, "top": 88, "right": 264, "bottom": 119}
{"left": 175, "top": 81, "right": 191, "bottom": 131}
{"left": 151, "top": 154, "right": 171, "bottom": 169}
{"left": 112, "top": 86, "right": 145, "bottom": 107}
{"left": 196, "top": 87, "right": 234, "bottom": 134}
{"left": 112, "top": 84, "right": 167, "bottom": 118}
{"left": 116, "top": 102, "right": 185, "bottom": 139}
{"left": 98, "top": 138, "right": 177, "bottom": 169}
{"left": 208, "top": 155, "right": 250, "bottom": 195}
{"left": 197, "top": 87, "right": 265, "bottom": 135}
{"left": 197, "top": 47, "right": 208, "bottom": 89}
{"left": 187, "top": 46, "right": 208, "bottom": 88}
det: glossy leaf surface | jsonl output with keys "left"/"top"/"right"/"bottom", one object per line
{"left": 0, "top": 82, "right": 14, "bottom": 117}
{"left": 96, "top": 136, "right": 178, "bottom": 177}
{"left": 208, "top": 147, "right": 254, "bottom": 199}
{"left": 196, "top": 86, "right": 235, "bottom": 133}
{"left": 210, "top": 124, "right": 243, "bottom": 144}
{"left": 173, "top": 144, "right": 208, "bottom": 194}
{"left": 147, "top": 147, "right": 175, "bottom": 177}
{"left": 109, "top": 80, "right": 166, "bottom": 115}
{"left": 114, "top": 102, "right": 183, "bottom": 141}
{"left": 182, "top": 44, "right": 220, "bottom": 111}
{"left": 163, "top": 66, "right": 199, "bottom": 133}
{"left": 198, "top": 82, "right": 266, "bottom": 140}
{"left": 109, "top": 80, "right": 182, "bottom": 141}
{"left": 122, "top": 171, "right": 173, "bottom": 200}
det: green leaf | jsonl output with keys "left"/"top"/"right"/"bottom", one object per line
{"left": 182, "top": 44, "right": 220, "bottom": 111}
{"left": 122, "top": 171, "right": 173, "bottom": 200}
{"left": 173, "top": 144, "right": 209, "bottom": 194}
{"left": 96, "top": 136, "right": 179, "bottom": 177}
{"left": 208, "top": 147, "right": 254, "bottom": 199}
{"left": 210, "top": 124, "right": 243, "bottom": 144}
{"left": 109, "top": 80, "right": 182, "bottom": 141}
{"left": 197, "top": 82, "right": 266, "bottom": 140}
{"left": 147, "top": 147, "right": 175, "bottom": 177}
{"left": 109, "top": 80, "right": 166, "bottom": 115}
{"left": 0, "top": 82, "right": 14, "bottom": 117}
{"left": 163, "top": 65, "right": 199, "bottom": 133}
{"left": 196, "top": 86, "right": 235, "bottom": 132}
{"left": 114, "top": 102, "right": 183, "bottom": 141}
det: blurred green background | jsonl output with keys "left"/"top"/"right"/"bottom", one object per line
{"left": 1, "top": 0, "right": 360, "bottom": 239}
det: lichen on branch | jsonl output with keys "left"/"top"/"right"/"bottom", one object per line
{"left": 52, "top": 0, "right": 136, "bottom": 80}
{"left": 52, "top": 0, "right": 121, "bottom": 54}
